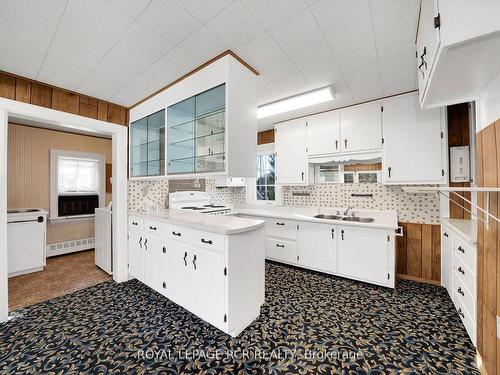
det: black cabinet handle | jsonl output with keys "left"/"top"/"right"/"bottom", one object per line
{"left": 457, "top": 266, "right": 465, "bottom": 275}
{"left": 172, "top": 231, "right": 181, "bottom": 237}
{"left": 388, "top": 167, "right": 392, "bottom": 178}
{"left": 162, "top": 246, "right": 166, "bottom": 254}
{"left": 458, "top": 308, "right": 465, "bottom": 318}
{"left": 420, "top": 46, "right": 427, "bottom": 69}
{"left": 444, "top": 232, "right": 448, "bottom": 237}
{"left": 458, "top": 246, "right": 465, "bottom": 254}
{"left": 335, "top": 140, "right": 338, "bottom": 150}
{"left": 301, "top": 172, "right": 304, "bottom": 181}
{"left": 183, "top": 252, "right": 187, "bottom": 266}
{"left": 193, "top": 255, "right": 197, "bottom": 270}
{"left": 341, "top": 230, "right": 344, "bottom": 240}
{"left": 132, "top": 221, "right": 138, "bottom": 226}
{"left": 457, "top": 287, "right": 464, "bottom": 297}
{"left": 344, "top": 139, "right": 347, "bottom": 148}
{"left": 139, "top": 237, "right": 142, "bottom": 248}
{"left": 144, "top": 238, "right": 148, "bottom": 250}
{"left": 201, "top": 238, "right": 213, "bottom": 245}
{"left": 418, "top": 60, "right": 425, "bottom": 79}
{"left": 276, "top": 244, "right": 285, "bottom": 248}
{"left": 276, "top": 222, "right": 285, "bottom": 226}
{"left": 162, "top": 282, "right": 166, "bottom": 289}
{"left": 149, "top": 226, "right": 157, "bottom": 231}
{"left": 331, "top": 228, "right": 334, "bottom": 239}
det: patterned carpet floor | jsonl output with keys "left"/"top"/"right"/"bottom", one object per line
{"left": 0, "top": 261, "right": 479, "bottom": 374}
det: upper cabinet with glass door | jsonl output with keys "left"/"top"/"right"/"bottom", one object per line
{"left": 167, "top": 84, "right": 226, "bottom": 175}
{"left": 130, "top": 109, "right": 165, "bottom": 177}
{"left": 129, "top": 54, "right": 257, "bottom": 180}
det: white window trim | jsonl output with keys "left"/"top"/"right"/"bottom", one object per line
{"left": 50, "top": 149, "right": 106, "bottom": 222}
{"left": 247, "top": 143, "right": 282, "bottom": 205}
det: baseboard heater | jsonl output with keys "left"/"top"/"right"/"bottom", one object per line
{"left": 47, "top": 237, "right": 95, "bottom": 257}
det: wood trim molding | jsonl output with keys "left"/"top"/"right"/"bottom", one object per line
{"left": 129, "top": 50, "right": 260, "bottom": 110}
{"left": 396, "top": 274, "right": 441, "bottom": 286}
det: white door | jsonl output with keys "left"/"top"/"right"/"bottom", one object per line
{"left": 297, "top": 222, "right": 337, "bottom": 273}
{"left": 338, "top": 226, "right": 389, "bottom": 286}
{"left": 307, "top": 111, "right": 341, "bottom": 156}
{"left": 382, "top": 93, "right": 443, "bottom": 184}
{"left": 340, "top": 101, "right": 382, "bottom": 153}
{"left": 441, "top": 225, "right": 453, "bottom": 293}
{"left": 189, "top": 248, "right": 226, "bottom": 328}
{"left": 164, "top": 240, "right": 189, "bottom": 307}
{"left": 128, "top": 229, "right": 145, "bottom": 282}
{"left": 144, "top": 234, "right": 165, "bottom": 293}
{"left": 275, "top": 119, "right": 308, "bottom": 185}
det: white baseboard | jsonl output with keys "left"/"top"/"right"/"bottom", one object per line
{"left": 47, "top": 237, "right": 95, "bottom": 257}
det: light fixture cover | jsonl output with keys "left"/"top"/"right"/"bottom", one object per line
{"left": 257, "top": 86, "right": 334, "bottom": 119}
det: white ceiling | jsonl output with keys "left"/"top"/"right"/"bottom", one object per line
{"left": 0, "top": 0, "right": 420, "bottom": 129}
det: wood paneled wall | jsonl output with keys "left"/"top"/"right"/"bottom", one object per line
{"left": 257, "top": 129, "right": 275, "bottom": 145}
{"left": 0, "top": 71, "right": 128, "bottom": 126}
{"left": 475, "top": 120, "right": 500, "bottom": 375}
{"left": 447, "top": 103, "right": 471, "bottom": 219}
{"left": 396, "top": 222, "right": 441, "bottom": 285}
{"left": 7, "top": 123, "right": 112, "bottom": 244}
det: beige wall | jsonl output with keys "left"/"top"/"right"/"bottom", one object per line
{"left": 7, "top": 123, "right": 112, "bottom": 244}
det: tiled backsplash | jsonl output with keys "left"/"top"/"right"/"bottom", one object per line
{"left": 283, "top": 183, "right": 440, "bottom": 224}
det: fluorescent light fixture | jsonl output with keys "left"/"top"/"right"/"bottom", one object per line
{"left": 257, "top": 86, "right": 334, "bottom": 119}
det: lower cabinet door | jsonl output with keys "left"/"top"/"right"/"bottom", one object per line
{"left": 164, "top": 240, "right": 190, "bottom": 308}
{"left": 128, "top": 228, "right": 145, "bottom": 282}
{"left": 189, "top": 247, "right": 226, "bottom": 329}
{"left": 297, "top": 222, "right": 337, "bottom": 273}
{"left": 266, "top": 238, "right": 298, "bottom": 264}
{"left": 144, "top": 234, "right": 166, "bottom": 293}
{"left": 337, "top": 226, "right": 389, "bottom": 286}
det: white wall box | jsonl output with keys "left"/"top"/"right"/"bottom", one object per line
{"left": 382, "top": 92, "right": 447, "bottom": 185}
{"left": 129, "top": 54, "right": 257, "bottom": 180}
{"left": 450, "top": 146, "right": 470, "bottom": 183}
{"left": 417, "top": 0, "right": 500, "bottom": 108}
{"left": 128, "top": 215, "right": 265, "bottom": 337}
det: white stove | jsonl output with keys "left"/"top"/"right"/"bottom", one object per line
{"left": 169, "top": 191, "right": 232, "bottom": 215}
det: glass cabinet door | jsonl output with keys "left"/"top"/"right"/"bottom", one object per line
{"left": 167, "top": 97, "right": 195, "bottom": 174}
{"left": 130, "top": 109, "right": 165, "bottom": 177}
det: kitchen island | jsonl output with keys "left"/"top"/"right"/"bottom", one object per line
{"left": 128, "top": 210, "right": 265, "bottom": 337}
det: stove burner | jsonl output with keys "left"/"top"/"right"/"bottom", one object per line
{"left": 203, "top": 204, "right": 225, "bottom": 208}
{"left": 181, "top": 206, "right": 205, "bottom": 210}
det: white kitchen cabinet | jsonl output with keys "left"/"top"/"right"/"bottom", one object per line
{"left": 164, "top": 240, "right": 189, "bottom": 306}
{"left": 441, "top": 224, "right": 453, "bottom": 293}
{"left": 337, "top": 225, "right": 394, "bottom": 287}
{"left": 297, "top": 222, "right": 337, "bottom": 274}
{"left": 306, "top": 111, "right": 341, "bottom": 156}
{"left": 382, "top": 93, "right": 445, "bottom": 184}
{"left": 128, "top": 228, "right": 145, "bottom": 283}
{"left": 266, "top": 238, "right": 298, "bottom": 265}
{"left": 144, "top": 234, "right": 166, "bottom": 293}
{"left": 275, "top": 119, "right": 309, "bottom": 185}
{"left": 417, "top": 0, "right": 500, "bottom": 108}
{"left": 339, "top": 101, "right": 382, "bottom": 153}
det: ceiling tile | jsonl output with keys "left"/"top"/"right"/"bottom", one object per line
{"left": 79, "top": 22, "right": 173, "bottom": 99}
{"left": 138, "top": 0, "right": 200, "bottom": 44}
{"left": 371, "top": 0, "right": 419, "bottom": 41}
{"left": 323, "top": 14, "right": 375, "bottom": 57}
{"left": 206, "top": 1, "right": 264, "bottom": 49}
{"left": 177, "top": 26, "right": 228, "bottom": 63}
{"left": 258, "top": 53, "right": 300, "bottom": 82}
{"left": 379, "top": 54, "right": 416, "bottom": 87}
{"left": 104, "top": 0, "right": 151, "bottom": 18}
{"left": 342, "top": 62, "right": 380, "bottom": 87}
{"left": 381, "top": 79, "right": 416, "bottom": 97}
{"left": 350, "top": 80, "right": 383, "bottom": 102}
{"left": 310, "top": 0, "right": 371, "bottom": 34}
{"left": 240, "top": 0, "right": 308, "bottom": 30}
{"left": 173, "top": 0, "right": 235, "bottom": 24}
{"left": 0, "top": 0, "right": 67, "bottom": 77}
{"left": 37, "top": 0, "right": 133, "bottom": 89}
{"left": 235, "top": 33, "right": 284, "bottom": 70}
{"left": 110, "top": 46, "right": 198, "bottom": 105}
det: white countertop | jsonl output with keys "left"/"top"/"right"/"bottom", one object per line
{"left": 231, "top": 204, "right": 399, "bottom": 230}
{"left": 129, "top": 209, "right": 265, "bottom": 235}
{"left": 442, "top": 218, "right": 477, "bottom": 244}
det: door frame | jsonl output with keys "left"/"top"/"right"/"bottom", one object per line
{"left": 0, "top": 98, "right": 128, "bottom": 322}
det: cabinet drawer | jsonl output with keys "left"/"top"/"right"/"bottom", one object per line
{"left": 192, "top": 229, "right": 226, "bottom": 253}
{"left": 144, "top": 219, "right": 167, "bottom": 236}
{"left": 453, "top": 290, "right": 476, "bottom": 346}
{"left": 128, "top": 216, "right": 143, "bottom": 230}
{"left": 166, "top": 224, "right": 192, "bottom": 243}
{"left": 265, "top": 219, "right": 297, "bottom": 240}
{"left": 266, "top": 238, "right": 297, "bottom": 264}
{"left": 454, "top": 236, "right": 476, "bottom": 272}
{"left": 453, "top": 275, "right": 476, "bottom": 321}
{"left": 453, "top": 256, "right": 476, "bottom": 300}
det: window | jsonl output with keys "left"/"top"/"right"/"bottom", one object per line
{"left": 50, "top": 149, "right": 105, "bottom": 221}
{"left": 317, "top": 165, "right": 341, "bottom": 183}
{"left": 256, "top": 153, "right": 275, "bottom": 201}
{"left": 314, "top": 164, "right": 381, "bottom": 184}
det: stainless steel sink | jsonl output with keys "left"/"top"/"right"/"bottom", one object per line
{"left": 341, "top": 216, "right": 374, "bottom": 223}
{"left": 314, "top": 214, "right": 343, "bottom": 220}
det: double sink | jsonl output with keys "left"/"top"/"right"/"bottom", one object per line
{"left": 314, "top": 214, "right": 374, "bottom": 223}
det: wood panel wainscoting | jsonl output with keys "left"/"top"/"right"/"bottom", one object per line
{"left": 476, "top": 119, "right": 500, "bottom": 375}
{"left": 0, "top": 71, "right": 128, "bottom": 126}
{"left": 396, "top": 222, "right": 441, "bottom": 285}
{"left": 257, "top": 129, "right": 275, "bottom": 145}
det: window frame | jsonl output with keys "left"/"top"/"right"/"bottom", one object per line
{"left": 50, "top": 149, "right": 106, "bottom": 222}
{"left": 256, "top": 151, "right": 276, "bottom": 201}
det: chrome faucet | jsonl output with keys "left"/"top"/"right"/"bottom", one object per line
{"left": 344, "top": 206, "right": 354, "bottom": 216}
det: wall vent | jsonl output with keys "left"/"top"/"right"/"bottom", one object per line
{"left": 47, "top": 237, "right": 95, "bottom": 257}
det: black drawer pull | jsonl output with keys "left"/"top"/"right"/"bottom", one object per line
{"left": 457, "top": 246, "right": 465, "bottom": 253}
{"left": 162, "top": 282, "right": 166, "bottom": 289}
{"left": 172, "top": 231, "right": 181, "bottom": 237}
{"left": 162, "top": 246, "right": 166, "bottom": 254}
{"left": 193, "top": 255, "right": 197, "bottom": 270}
{"left": 457, "top": 287, "right": 464, "bottom": 297}
{"left": 201, "top": 238, "right": 213, "bottom": 245}
{"left": 132, "top": 221, "right": 138, "bottom": 226}
{"left": 341, "top": 230, "right": 344, "bottom": 240}
{"left": 443, "top": 232, "right": 448, "bottom": 237}
{"left": 457, "top": 308, "right": 465, "bottom": 318}
{"left": 139, "top": 237, "right": 142, "bottom": 248}
{"left": 331, "top": 228, "right": 334, "bottom": 239}
{"left": 149, "top": 226, "right": 157, "bottom": 230}
{"left": 276, "top": 244, "right": 285, "bottom": 248}
{"left": 144, "top": 238, "right": 148, "bottom": 250}
{"left": 276, "top": 222, "right": 285, "bottom": 226}
{"left": 457, "top": 266, "right": 465, "bottom": 275}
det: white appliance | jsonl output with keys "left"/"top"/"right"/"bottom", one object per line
{"left": 7, "top": 208, "right": 48, "bottom": 277}
{"left": 169, "top": 191, "right": 232, "bottom": 215}
{"left": 95, "top": 203, "right": 112, "bottom": 274}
